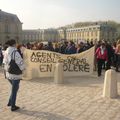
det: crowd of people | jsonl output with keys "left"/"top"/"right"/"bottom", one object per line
{"left": 0, "top": 39, "right": 120, "bottom": 112}
{"left": 23, "top": 40, "right": 94, "bottom": 54}
{"left": 95, "top": 39, "right": 120, "bottom": 76}
{"left": 0, "top": 39, "right": 120, "bottom": 75}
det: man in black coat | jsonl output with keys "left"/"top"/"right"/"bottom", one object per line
{"left": 105, "top": 41, "right": 114, "bottom": 70}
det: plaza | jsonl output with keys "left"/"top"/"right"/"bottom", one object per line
{"left": 1, "top": 1, "right": 120, "bottom": 119}
{"left": 0, "top": 67, "right": 120, "bottom": 120}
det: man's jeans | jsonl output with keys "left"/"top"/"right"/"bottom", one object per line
{"left": 8, "top": 79, "right": 20, "bottom": 107}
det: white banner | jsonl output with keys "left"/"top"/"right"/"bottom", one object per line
{"left": 23, "top": 47, "right": 95, "bottom": 79}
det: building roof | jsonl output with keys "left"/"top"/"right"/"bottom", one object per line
{"left": 0, "top": 9, "right": 22, "bottom": 23}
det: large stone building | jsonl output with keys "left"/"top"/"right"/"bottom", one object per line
{"left": 42, "top": 29, "right": 58, "bottom": 42}
{"left": 58, "top": 28, "right": 66, "bottom": 41}
{"left": 1, "top": 10, "right": 118, "bottom": 45}
{"left": 0, "top": 9, "right": 22, "bottom": 45}
{"left": 22, "top": 29, "right": 43, "bottom": 43}
{"left": 58, "top": 24, "right": 119, "bottom": 43}
{"left": 22, "top": 28, "right": 58, "bottom": 43}
{"left": 22, "top": 24, "right": 118, "bottom": 44}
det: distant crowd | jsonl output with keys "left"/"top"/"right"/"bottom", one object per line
{"left": 23, "top": 40, "right": 94, "bottom": 54}
{"left": 0, "top": 39, "right": 120, "bottom": 76}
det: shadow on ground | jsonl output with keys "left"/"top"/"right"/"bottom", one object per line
{"left": 17, "top": 109, "right": 73, "bottom": 120}
{"left": 25, "top": 75, "right": 104, "bottom": 88}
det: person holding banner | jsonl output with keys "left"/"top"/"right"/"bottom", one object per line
{"left": 3, "top": 39, "right": 25, "bottom": 111}
{"left": 65, "top": 41, "right": 76, "bottom": 54}
{"left": 95, "top": 42, "right": 108, "bottom": 77}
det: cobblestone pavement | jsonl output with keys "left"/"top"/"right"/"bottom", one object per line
{"left": 0, "top": 67, "right": 120, "bottom": 120}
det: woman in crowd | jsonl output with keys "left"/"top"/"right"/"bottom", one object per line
{"left": 37, "top": 42, "right": 44, "bottom": 50}
{"left": 76, "top": 42, "right": 85, "bottom": 53}
{"left": 32, "top": 42, "right": 38, "bottom": 50}
{"left": 95, "top": 42, "right": 108, "bottom": 76}
{"left": 3, "top": 39, "right": 25, "bottom": 111}
{"left": 46, "top": 42, "right": 54, "bottom": 51}
{"left": 54, "top": 43, "right": 60, "bottom": 53}
{"left": 65, "top": 41, "right": 76, "bottom": 54}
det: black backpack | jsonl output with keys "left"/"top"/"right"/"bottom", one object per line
{"left": 8, "top": 51, "right": 22, "bottom": 75}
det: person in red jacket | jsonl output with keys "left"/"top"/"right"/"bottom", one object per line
{"left": 95, "top": 42, "right": 108, "bottom": 76}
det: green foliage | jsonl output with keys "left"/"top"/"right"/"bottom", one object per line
{"left": 61, "top": 20, "right": 120, "bottom": 29}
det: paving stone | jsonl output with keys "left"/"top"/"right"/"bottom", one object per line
{"left": 0, "top": 67, "right": 120, "bottom": 120}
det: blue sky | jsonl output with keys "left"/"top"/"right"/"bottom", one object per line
{"left": 0, "top": 0, "right": 120, "bottom": 29}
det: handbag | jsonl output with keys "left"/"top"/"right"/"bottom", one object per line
{"left": 8, "top": 50, "right": 22, "bottom": 75}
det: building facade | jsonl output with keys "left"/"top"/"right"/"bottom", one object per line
{"left": 0, "top": 9, "right": 22, "bottom": 45}
{"left": 42, "top": 29, "right": 58, "bottom": 42}
{"left": 22, "top": 28, "right": 59, "bottom": 43}
{"left": 66, "top": 25, "right": 100, "bottom": 43}
{"left": 22, "top": 29, "right": 43, "bottom": 43}
{"left": 58, "top": 28, "right": 66, "bottom": 41}
{"left": 58, "top": 24, "right": 119, "bottom": 43}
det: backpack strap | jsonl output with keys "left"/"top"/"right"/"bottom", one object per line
{"left": 11, "top": 50, "right": 17, "bottom": 60}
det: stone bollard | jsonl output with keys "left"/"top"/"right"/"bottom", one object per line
{"left": 103, "top": 69, "right": 118, "bottom": 98}
{"left": 54, "top": 63, "right": 64, "bottom": 84}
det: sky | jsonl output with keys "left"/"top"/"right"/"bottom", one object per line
{"left": 0, "top": 0, "right": 120, "bottom": 29}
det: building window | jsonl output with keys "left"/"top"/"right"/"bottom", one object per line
{"left": 82, "top": 32, "right": 84, "bottom": 37}
{"left": 11, "top": 16, "right": 15, "bottom": 22}
{"left": 25, "top": 35, "right": 27, "bottom": 38}
{"left": 87, "top": 32, "right": 89, "bottom": 37}
{"left": 112, "top": 33, "right": 114, "bottom": 37}
{"left": 32, "top": 35, "right": 34, "bottom": 40}
{"left": 5, "top": 24, "right": 9, "bottom": 33}
{"left": 91, "top": 31, "right": 93, "bottom": 36}
{"left": 36, "top": 35, "right": 38, "bottom": 39}
{"left": 95, "top": 31, "right": 97, "bottom": 36}
{"left": 16, "top": 24, "right": 19, "bottom": 33}
{"left": 29, "top": 35, "right": 31, "bottom": 39}
{"left": 97, "top": 27, "right": 100, "bottom": 30}
{"left": 80, "top": 33, "right": 82, "bottom": 37}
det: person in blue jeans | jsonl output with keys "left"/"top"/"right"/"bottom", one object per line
{"left": 3, "top": 39, "right": 25, "bottom": 111}
{"left": 7, "top": 80, "right": 20, "bottom": 108}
